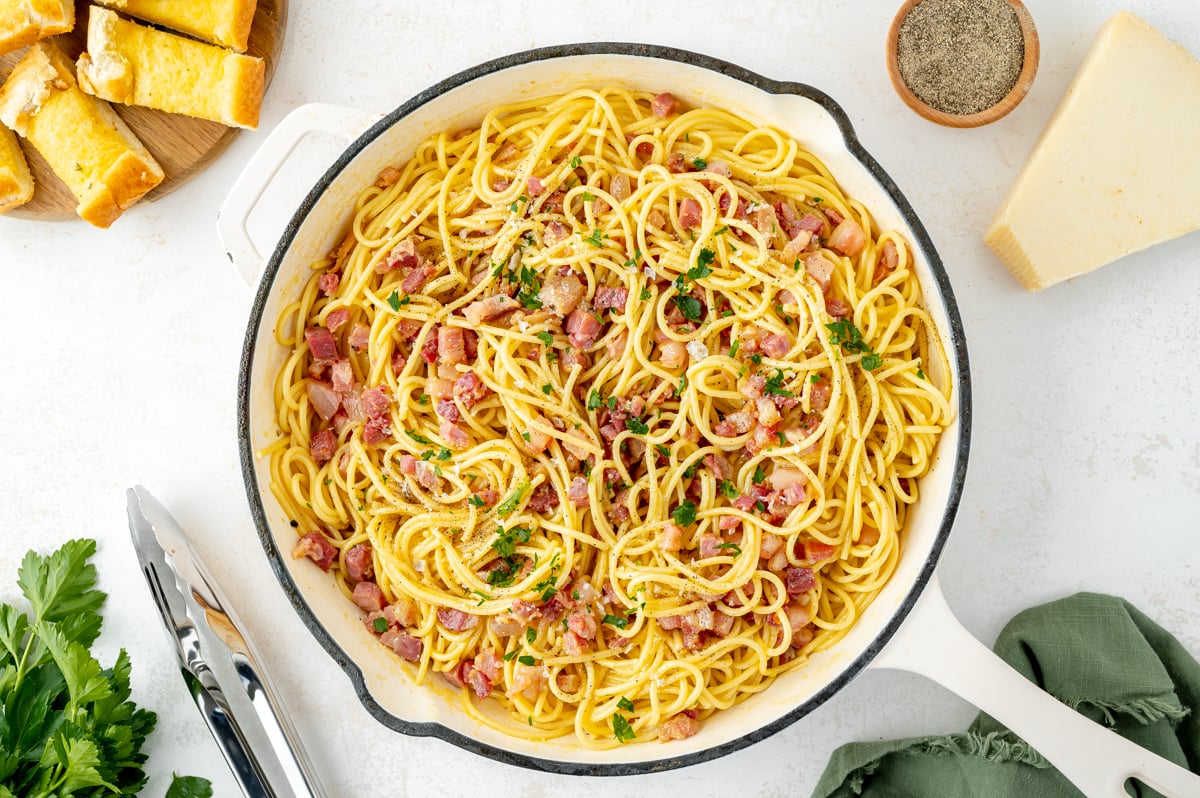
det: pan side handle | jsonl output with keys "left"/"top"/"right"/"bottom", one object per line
{"left": 873, "top": 575, "right": 1200, "bottom": 797}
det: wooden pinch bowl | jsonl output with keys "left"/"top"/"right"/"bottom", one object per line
{"left": 886, "top": 0, "right": 1039, "bottom": 128}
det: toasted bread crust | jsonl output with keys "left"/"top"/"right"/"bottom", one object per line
{"left": 0, "top": 124, "right": 33, "bottom": 212}
{"left": 0, "top": 42, "right": 163, "bottom": 227}
{"left": 95, "top": 0, "right": 257, "bottom": 52}
{"left": 0, "top": 0, "right": 74, "bottom": 57}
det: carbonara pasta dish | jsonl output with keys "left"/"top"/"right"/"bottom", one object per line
{"left": 268, "top": 87, "right": 953, "bottom": 747}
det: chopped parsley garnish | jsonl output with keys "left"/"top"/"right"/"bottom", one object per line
{"left": 639, "top": 287, "right": 652, "bottom": 301}
{"left": 812, "top": 196, "right": 823, "bottom": 203}
{"left": 793, "top": 258, "right": 803, "bottom": 272}
{"left": 677, "top": 375, "right": 688, "bottom": 396}
{"left": 570, "top": 155, "right": 582, "bottom": 168}
{"left": 372, "top": 616, "right": 389, "bottom": 633}
{"left": 654, "top": 444, "right": 670, "bottom": 457}
{"left": 825, "top": 319, "right": 882, "bottom": 371}
{"left": 714, "top": 225, "right": 729, "bottom": 236}
{"left": 749, "top": 353, "right": 762, "bottom": 365}
{"left": 541, "top": 384, "right": 554, "bottom": 396}
{"left": 468, "top": 494, "right": 486, "bottom": 508}
{"left": 521, "top": 432, "right": 531, "bottom": 442}
{"left": 584, "top": 228, "right": 605, "bottom": 247}
{"left": 606, "top": 396, "right": 618, "bottom": 410}
{"left": 581, "top": 191, "right": 596, "bottom": 202}
{"left": 625, "top": 417, "right": 649, "bottom": 435}
{"left": 673, "top": 294, "right": 704, "bottom": 322}
{"left": 492, "top": 525, "right": 532, "bottom": 559}
{"left": 917, "top": 365, "right": 926, "bottom": 379}
{"left": 496, "top": 480, "right": 530, "bottom": 517}
{"left": 526, "top": 626, "right": 537, "bottom": 643}
{"left": 728, "top": 339, "right": 740, "bottom": 359}
{"left": 420, "top": 447, "right": 452, "bottom": 461}
{"left": 612, "top": 714, "right": 637, "bottom": 743}
{"left": 752, "top": 465, "right": 767, "bottom": 485}
{"left": 624, "top": 249, "right": 642, "bottom": 269}
{"left": 587, "top": 390, "right": 603, "bottom": 411}
{"left": 503, "top": 648, "right": 520, "bottom": 661}
{"left": 406, "top": 430, "right": 433, "bottom": 445}
{"left": 387, "top": 291, "right": 405, "bottom": 311}
{"left": 672, "top": 500, "right": 697, "bottom": 527}
{"left": 518, "top": 655, "right": 537, "bottom": 667}
{"left": 776, "top": 431, "right": 787, "bottom": 446}
{"left": 471, "top": 589, "right": 491, "bottom": 606}
{"left": 763, "top": 369, "right": 794, "bottom": 398}
{"left": 810, "top": 373, "right": 822, "bottom": 384}
{"left": 618, "top": 696, "right": 636, "bottom": 712}
{"left": 691, "top": 248, "right": 715, "bottom": 278}
{"left": 682, "top": 463, "right": 698, "bottom": 479}
{"left": 718, "top": 480, "right": 739, "bottom": 500}
{"left": 716, "top": 542, "right": 742, "bottom": 555}
{"left": 602, "top": 614, "right": 629, "bottom": 629}
{"left": 692, "top": 157, "right": 707, "bottom": 170}
{"left": 536, "top": 331, "right": 554, "bottom": 346}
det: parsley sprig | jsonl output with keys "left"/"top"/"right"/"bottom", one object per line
{"left": 825, "top": 320, "right": 883, "bottom": 371}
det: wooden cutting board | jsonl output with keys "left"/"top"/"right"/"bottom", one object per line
{"left": 0, "top": 0, "right": 287, "bottom": 221}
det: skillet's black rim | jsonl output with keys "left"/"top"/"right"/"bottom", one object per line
{"left": 236, "top": 42, "right": 972, "bottom": 776}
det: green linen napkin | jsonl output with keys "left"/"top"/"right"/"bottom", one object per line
{"left": 814, "top": 593, "right": 1200, "bottom": 797}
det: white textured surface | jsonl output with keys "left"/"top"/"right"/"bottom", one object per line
{"left": 2, "top": 1, "right": 1199, "bottom": 796}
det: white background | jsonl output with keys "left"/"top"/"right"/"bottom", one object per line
{"left": 3, "top": 1, "right": 1199, "bottom": 795}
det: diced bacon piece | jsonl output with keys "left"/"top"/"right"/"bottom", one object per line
{"left": 543, "top": 220, "right": 571, "bottom": 246}
{"left": 331, "top": 360, "right": 355, "bottom": 394}
{"left": 361, "top": 387, "right": 390, "bottom": 422}
{"left": 718, "top": 515, "right": 740, "bottom": 532}
{"left": 806, "top": 253, "right": 834, "bottom": 292}
{"left": 380, "top": 630, "right": 423, "bottom": 661}
{"left": 381, "top": 236, "right": 420, "bottom": 273}
{"left": 495, "top": 141, "right": 519, "bottom": 162}
{"left": 436, "top": 398, "right": 460, "bottom": 422}
{"left": 652, "top": 92, "right": 678, "bottom": 118}
{"left": 325, "top": 308, "right": 350, "bottom": 332}
{"left": 732, "top": 494, "right": 757, "bottom": 512}
{"left": 659, "top": 713, "right": 700, "bottom": 742}
{"left": 352, "top": 581, "right": 384, "bottom": 612}
{"left": 769, "top": 468, "right": 806, "bottom": 492}
{"left": 659, "top": 522, "right": 684, "bottom": 552}
{"left": 705, "top": 452, "right": 733, "bottom": 480}
{"left": 594, "top": 286, "right": 628, "bottom": 311}
{"left": 826, "top": 298, "right": 851, "bottom": 318}
{"left": 413, "top": 461, "right": 440, "bottom": 490}
{"left": 699, "top": 534, "right": 722, "bottom": 558}
{"left": 512, "top": 600, "right": 543, "bottom": 624}
{"left": 527, "top": 482, "right": 560, "bottom": 513}
{"left": 611, "top": 172, "right": 631, "bottom": 202}
{"left": 806, "top": 540, "right": 838, "bottom": 562}
{"left": 440, "top": 420, "right": 469, "bottom": 448}
{"left": 345, "top": 323, "right": 369, "bottom": 352}
{"left": 565, "top": 308, "right": 603, "bottom": 349}
{"left": 398, "top": 454, "right": 419, "bottom": 476}
{"left": 384, "top": 597, "right": 418, "bottom": 627}
{"left": 741, "top": 373, "right": 766, "bottom": 400}
{"left": 796, "top": 213, "right": 825, "bottom": 236}
{"left": 562, "top": 348, "right": 590, "bottom": 370}
{"left": 562, "top": 630, "right": 588, "bottom": 656}
{"left": 376, "top": 166, "right": 402, "bottom": 187}
{"left": 678, "top": 198, "right": 702, "bottom": 230}
{"left": 437, "top": 327, "right": 466, "bottom": 365}
{"left": 751, "top": 205, "right": 776, "bottom": 237}
{"left": 659, "top": 341, "right": 687, "bottom": 369}
{"left": 420, "top": 332, "right": 439, "bottom": 364}
{"left": 828, "top": 218, "right": 866, "bottom": 257}
{"left": 783, "top": 231, "right": 813, "bottom": 262}
{"left": 305, "top": 327, "right": 339, "bottom": 361}
{"left": 825, "top": 206, "right": 845, "bottom": 226}
{"left": 453, "top": 370, "right": 489, "bottom": 408}
{"left": 557, "top": 672, "right": 583, "bottom": 692}
{"left": 474, "top": 648, "right": 502, "bottom": 681}
{"left": 543, "top": 189, "right": 566, "bottom": 213}
{"left": 397, "top": 318, "right": 422, "bottom": 341}
{"left": 364, "top": 609, "right": 386, "bottom": 633}
{"left": 759, "top": 532, "right": 784, "bottom": 560}
{"left": 443, "top": 661, "right": 471, "bottom": 688}
{"left": 401, "top": 263, "right": 436, "bottom": 293}
{"left": 307, "top": 381, "right": 340, "bottom": 422}
{"left": 785, "top": 567, "right": 816, "bottom": 596}
{"left": 310, "top": 428, "right": 336, "bottom": 463}
{"left": 780, "top": 483, "right": 807, "bottom": 507}
{"left": 713, "top": 611, "right": 736, "bottom": 637}
{"left": 527, "top": 175, "right": 545, "bottom": 197}
{"left": 785, "top": 600, "right": 811, "bottom": 633}
{"left": 756, "top": 397, "right": 782, "bottom": 427}
{"left": 567, "top": 476, "right": 589, "bottom": 508}
{"left": 318, "top": 272, "right": 340, "bottom": 295}
{"left": 471, "top": 489, "right": 498, "bottom": 508}
{"left": 463, "top": 294, "right": 520, "bottom": 326}
{"left": 811, "top": 379, "right": 831, "bottom": 411}
{"left": 292, "top": 532, "right": 337, "bottom": 571}
{"left": 539, "top": 273, "right": 585, "bottom": 317}
{"left": 437, "top": 608, "right": 480, "bottom": 631}
{"left": 509, "top": 662, "right": 548, "bottom": 698}
{"left": 715, "top": 410, "right": 754, "bottom": 438}
{"left": 522, "top": 428, "right": 551, "bottom": 455}
{"left": 567, "top": 610, "right": 598, "bottom": 641}
{"left": 704, "top": 159, "right": 732, "bottom": 178}
{"left": 489, "top": 613, "right": 524, "bottom": 638}
{"left": 761, "top": 334, "right": 790, "bottom": 359}
{"left": 363, "top": 418, "right": 391, "bottom": 445}
{"left": 657, "top": 614, "right": 684, "bottom": 631}
{"left": 344, "top": 543, "right": 374, "bottom": 582}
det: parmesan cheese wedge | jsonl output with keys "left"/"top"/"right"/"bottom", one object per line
{"left": 985, "top": 11, "right": 1200, "bottom": 291}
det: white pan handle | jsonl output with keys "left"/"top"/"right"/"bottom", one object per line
{"left": 873, "top": 575, "right": 1200, "bottom": 797}
{"left": 217, "top": 103, "right": 380, "bottom": 287}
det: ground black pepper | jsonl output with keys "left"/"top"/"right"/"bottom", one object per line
{"left": 896, "top": 0, "right": 1024, "bottom": 116}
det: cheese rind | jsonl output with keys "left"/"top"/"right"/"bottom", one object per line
{"left": 985, "top": 11, "right": 1200, "bottom": 291}
{"left": 78, "top": 7, "right": 265, "bottom": 129}
{"left": 94, "top": 0, "right": 257, "bottom": 52}
{"left": 0, "top": 123, "right": 33, "bottom": 212}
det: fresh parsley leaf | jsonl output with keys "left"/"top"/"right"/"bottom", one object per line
{"left": 825, "top": 320, "right": 882, "bottom": 371}
{"left": 587, "top": 390, "right": 602, "bottom": 411}
{"left": 618, "top": 696, "right": 636, "bottom": 712}
{"left": 471, "top": 589, "right": 491, "bottom": 606}
{"left": 654, "top": 444, "right": 670, "bottom": 457}
{"left": 536, "top": 331, "right": 554, "bottom": 346}
{"left": 582, "top": 191, "right": 596, "bottom": 202}
{"left": 386, "top": 291, "right": 404, "bottom": 311}
{"left": 496, "top": 481, "right": 530, "bottom": 517}
{"left": 406, "top": 430, "right": 433, "bottom": 445}
{"left": 625, "top": 417, "right": 649, "bottom": 435}
{"left": 503, "top": 648, "right": 519, "bottom": 661}
{"left": 682, "top": 463, "right": 698, "bottom": 479}
{"left": 729, "top": 339, "right": 739, "bottom": 359}
{"left": 518, "top": 655, "right": 536, "bottom": 667}
{"left": 692, "top": 157, "right": 707, "bottom": 170}
{"left": 166, "top": 775, "right": 215, "bottom": 798}
{"left": 810, "top": 373, "right": 822, "bottom": 384}
{"left": 372, "top": 617, "right": 389, "bottom": 633}
{"left": 613, "top": 713, "right": 637, "bottom": 743}
{"left": 917, "top": 366, "right": 926, "bottom": 379}
{"left": 691, "top": 248, "right": 715, "bottom": 278}
{"left": 776, "top": 431, "right": 787, "bottom": 446}
{"left": 584, "top": 228, "right": 605, "bottom": 247}
{"left": 673, "top": 295, "right": 704, "bottom": 322}
{"left": 570, "top": 155, "right": 583, "bottom": 168}
{"left": 752, "top": 465, "right": 767, "bottom": 485}
{"left": 677, "top": 375, "right": 688, "bottom": 396}
{"left": 602, "top": 614, "right": 628, "bottom": 629}
{"left": 541, "top": 384, "right": 554, "bottom": 396}
{"left": 716, "top": 542, "right": 742, "bottom": 556}
{"left": 672, "top": 500, "right": 697, "bottom": 527}
{"left": 749, "top": 353, "right": 762, "bottom": 365}
{"left": 468, "top": 494, "right": 485, "bottom": 508}
{"left": 861, "top": 352, "right": 883, "bottom": 370}
{"left": 718, "top": 480, "right": 739, "bottom": 500}
{"left": 526, "top": 626, "right": 537, "bottom": 643}
{"left": 623, "top": 249, "right": 642, "bottom": 269}
{"left": 764, "top": 369, "right": 793, "bottom": 398}
{"left": 639, "top": 287, "right": 652, "bottom": 301}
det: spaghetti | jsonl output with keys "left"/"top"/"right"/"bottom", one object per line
{"left": 266, "top": 87, "right": 953, "bottom": 747}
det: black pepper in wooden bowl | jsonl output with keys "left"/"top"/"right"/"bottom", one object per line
{"left": 886, "top": 0, "right": 1040, "bottom": 127}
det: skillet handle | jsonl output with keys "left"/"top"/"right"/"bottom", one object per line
{"left": 873, "top": 576, "right": 1200, "bottom": 797}
{"left": 217, "top": 103, "right": 379, "bottom": 287}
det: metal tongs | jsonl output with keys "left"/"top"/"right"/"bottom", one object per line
{"left": 127, "top": 485, "right": 327, "bottom": 798}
